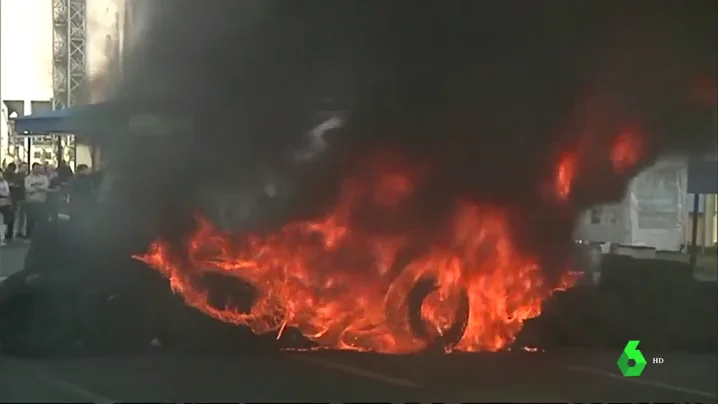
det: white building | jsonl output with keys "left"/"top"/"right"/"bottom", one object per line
{"left": 1, "top": 0, "right": 124, "bottom": 167}
{"left": 1, "top": 0, "right": 53, "bottom": 165}
{"left": 577, "top": 156, "right": 717, "bottom": 251}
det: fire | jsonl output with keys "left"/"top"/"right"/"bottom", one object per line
{"left": 135, "top": 128, "right": 643, "bottom": 354}
{"left": 555, "top": 153, "right": 578, "bottom": 201}
{"left": 610, "top": 126, "right": 643, "bottom": 173}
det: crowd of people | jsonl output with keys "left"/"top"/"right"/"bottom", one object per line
{"left": 0, "top": 161, "right": 100, "bottom": 245}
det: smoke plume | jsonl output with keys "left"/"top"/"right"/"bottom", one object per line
{"left": 98, "top": 0, "right": 716, "bottom": 272}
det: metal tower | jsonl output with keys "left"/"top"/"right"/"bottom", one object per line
{"left": 52, "top": 0, "right": 87, "bottom": 110}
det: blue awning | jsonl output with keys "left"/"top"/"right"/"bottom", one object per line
{"left": 14, "top": 100, "right": 195, "bottom": 137}
{"left": 12, "top": 104, "right": 106, "bottom": 134}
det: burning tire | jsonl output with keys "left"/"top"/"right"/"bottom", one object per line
{"left": 406, "top": 276, "right": 470, "bottom": 351}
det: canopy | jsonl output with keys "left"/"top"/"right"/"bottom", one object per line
{"left": 12, "top": 100, "right": 193, "bottom": 136}
{"left": 12, "top": 104, "right": 107, "bottom": 135}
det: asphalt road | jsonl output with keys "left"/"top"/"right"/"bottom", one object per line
{"left": 2, "top": 245, "right": 717, "bottom": 403}
{"left": 0, "top": 244, "right": 29, "bottom": 279}
{"left": 1, "top": 348, "right": 716, "bottom": 403}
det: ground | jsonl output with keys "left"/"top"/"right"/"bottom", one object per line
{"left": 0, "top": 244, "right": 29, "bottom": 280}
{"left": 2, "top": 349, "right": 716, "bottom": 402}
{"left": 1, "top": 246, "right": 717, "bottom": 402}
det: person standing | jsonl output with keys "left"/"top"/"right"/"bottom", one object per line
{"left": 46, "top": 164, "right": 73, "bottom": 222}
{"left": 24, "top": 163, "right": 50, "bottom": 240}
{"left": 0, "top": 169, "right": 12, "bottom": 246}
{"left": 16, "top": 162, "right": 29, "bottom": 238}
{"left": 5, "top": 162, "right": 26, "bottom": 240}
{"left": 68, "top": 164, "right": 94, "bottom": 225}
{"left": 44, "top": 163, "right": 56, "bottom": 179}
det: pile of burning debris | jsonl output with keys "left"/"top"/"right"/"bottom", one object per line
{"left": 0, "top": 115, "right": 715, "bottom": 356}
{"left": 1, "top": 1, "right": 716, "bottom": 356}
{"left": 129, "top": 122, "right": 637, "bottom": 354}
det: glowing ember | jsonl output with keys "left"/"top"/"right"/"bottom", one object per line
{"left": 135, "top": 128, "right": 643, "bottom": 354}
{"left": 610, "top": 126, "right": 644, "bottom": 173}
{"left": 555, "top": 153, "right": 578, "bottom": 201}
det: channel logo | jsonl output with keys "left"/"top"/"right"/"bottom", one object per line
{"left": 617, "top": 340, "right": 664, "bottom": 377}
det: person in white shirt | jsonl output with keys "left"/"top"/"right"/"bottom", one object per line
{"left": 24, "top": 163, "right": 50, "bottom": 239}
{"left": 0, "top": 169, "right": 12, "bottom": 245}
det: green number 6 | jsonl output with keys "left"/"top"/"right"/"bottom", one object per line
{"left": 617, "top": 340, "right": 648, "bottom": 377}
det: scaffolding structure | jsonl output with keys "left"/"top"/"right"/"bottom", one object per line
{"left": 52, "top": 0, "right": 87, "bottom": 109}
{"left": 46, "top": 0, "right": 87, "bottom": 166}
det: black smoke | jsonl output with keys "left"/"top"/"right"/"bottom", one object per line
{"left": 97, "top": 0, "right": 716, "bottom": 281}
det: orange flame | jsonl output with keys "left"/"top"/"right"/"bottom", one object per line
{"left": 554, "top": 152, "right": 578, "bottom": 201}
{"left": 610, "top": 126, "right": 643, "bottom": 173}
{"left": 135, "top": 157, "right": 578, "bottom": 353}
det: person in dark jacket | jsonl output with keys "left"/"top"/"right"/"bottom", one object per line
{"left": 68, "top": 164, "right": 94, "bottom": 224}
{"left": 47, "top": 165, "right": 74, "bottom": 222}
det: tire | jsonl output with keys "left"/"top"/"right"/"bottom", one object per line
{"left": 406, "top": 276, "right": 470, "bottom": 352}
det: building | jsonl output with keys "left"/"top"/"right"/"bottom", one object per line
{"left": 1, "top": 0, "right": 54, "bottom": 165}
{"left": 577, "top": 156, "right": 718, "bottom": 251}
{"left": 1, "top": 0, "right": 125, "bottom": 167}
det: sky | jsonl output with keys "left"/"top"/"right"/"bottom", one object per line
{"left": 0, "top": 0, "right": 54, "bottom": 102}
{"left": 1, "top": 0, "right": 123, "bottom": 105}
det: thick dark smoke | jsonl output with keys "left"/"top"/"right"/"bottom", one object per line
{"left": 97, "top": 0, "right": 716, "bottom": 283}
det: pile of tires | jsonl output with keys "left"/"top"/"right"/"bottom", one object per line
{"left": 516, "top": 254, "right": 717, "bottom": 352}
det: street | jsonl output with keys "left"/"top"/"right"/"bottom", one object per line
{"left": 1, "top": 246, "right": 717, "bottom": 403}
{"left": 0, "top": 244, "right": 29, "bottom": 280}
{"left": 1, "top": 349, "right": 716, "bottom": 402}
